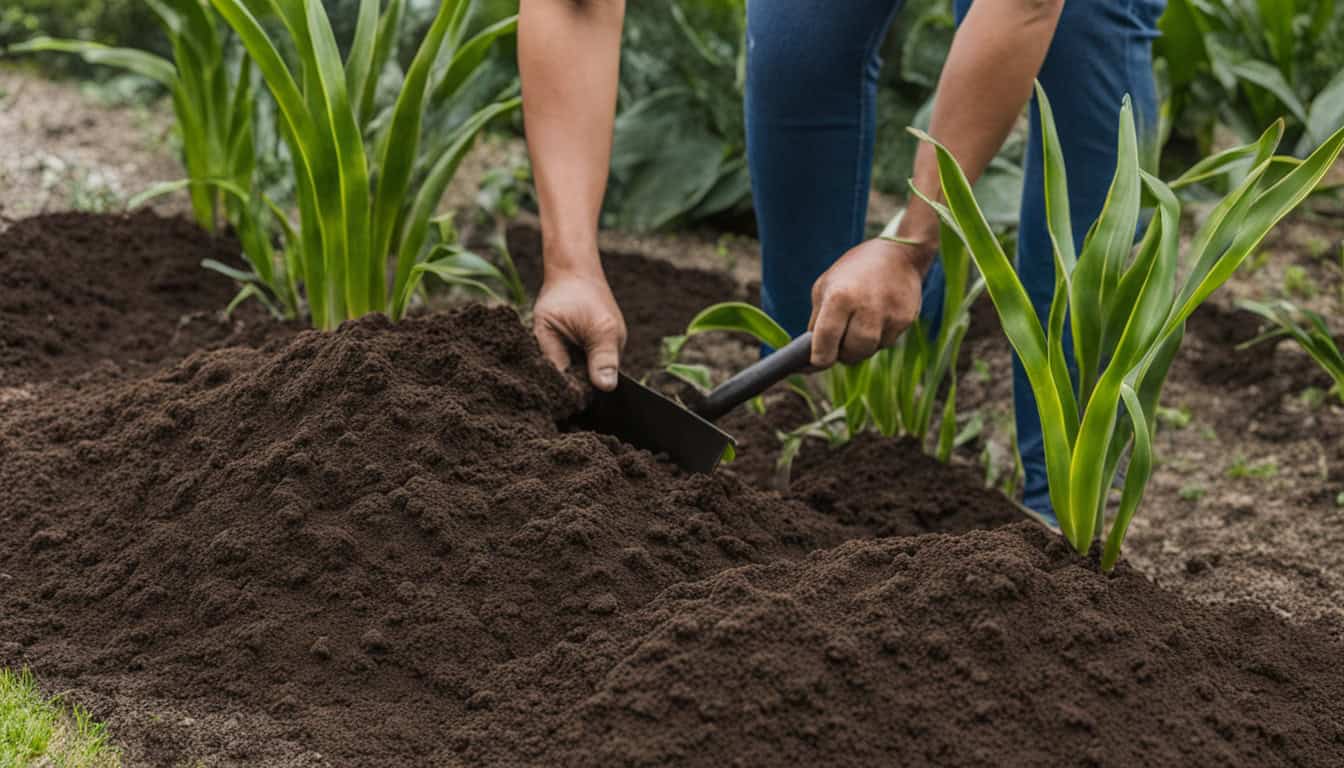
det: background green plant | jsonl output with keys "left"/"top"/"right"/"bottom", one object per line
{"left": 918, "top": 81, "right": 1344, "bottom": 570}
{"left": 1158, "top": 0, "right": 1344, "bottom": 160}
{"left": 607, "top": 0, "right": 749, "bottom": 232}
{"left": 1238, "top": 298, "right": 1344, "bottom": 402}
{"left": 202, "top": 0, "right": 518, "bottom": 329}
{"left": 0, "top": 0, "right": 163, "bottom": 76}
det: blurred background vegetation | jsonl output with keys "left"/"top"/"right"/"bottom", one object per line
{"left": 3, "top": 0, "right": 1340, "bottom": 233}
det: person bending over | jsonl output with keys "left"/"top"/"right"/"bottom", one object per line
{"left": 518, "top": 0, "right": 1164, "bottom": 525}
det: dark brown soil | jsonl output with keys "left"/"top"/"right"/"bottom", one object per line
{"left": 447, "top": 524, "right": 1344, "bottom": 767}
{"left": 3, "top": 213, "right": 1343, "bottom": 767}
{"left": 1, "top": 307, "right": 872, "bottom": 766}
{"left": 714, "top": 391, "right": 1022, "bottom": 537}
{"left": 508, "top": 225, "right": 745, "bottom": 374}
{"left": 0, "top": 211, "right": 281, "bottom": 388}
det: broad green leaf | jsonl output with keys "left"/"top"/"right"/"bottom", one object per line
{"left": 911, "top": 124, "right": 1079, "bottom": 547}
{"left": 361, "top": 0, "right": 404, "bottom": 126}
{"left": 1229, "top": 60, "right": 1309, "bottom": 126}
{"left": 1169, "top": 122, "right": 1344, "bottom": 333}
{"left": 345, "top": 0, "right": 381, "bottom": 128}
{"left": 685, "top": 302, "right": 792, "bottom": 350}
{"left": 1298, "top": 68, "right": 1344, "bottom": 154}
{"left": 1073, "top": 96, "right": 1140, "bottom": 404}
{"left": 666, "top": 364, "right": 714, "bottom": 393}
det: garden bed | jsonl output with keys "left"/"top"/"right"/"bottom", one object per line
{"left": 2, "top": 213, "right": 1343, "bottom": 766}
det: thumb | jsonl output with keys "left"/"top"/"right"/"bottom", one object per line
{"left": 586, "top": 336, "right": 621, "bottom": 392}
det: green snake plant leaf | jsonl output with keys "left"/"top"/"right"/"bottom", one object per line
{"left": 666, "top": 364, "right": 715, "bottom": 393}
{"left": 376, "top": 0, "right": 469, "bottom": 316}
{"left": 409, "top": 246, "right": 510, "bottom": 304}
{"left": 432, "top": 15, "right": 519, "bottom": 106}
{"left": 361, "top": 0, "right": 404, "bottom": 128}
{"left": 1101, "top": 383, "right": 1154, "bottom": 571}
{"left": 1238, "top": 300, "right": 1344, "bottom": 399}
{"left": 1074, "top": 95, "right": 1142, "bottom": 404}
{"left": 392, "top": 97, "right": 520, "bottom": 318}
{"left": 345, "top": 0, "right": 381, "bottom": 130}
{"left": 8, "top": 38, "right": 178, "bottom": 86}
{"left": 1168, "top": 122, "right": 1344, "bottom": 337}
{"left": 910, "top": 126, "right": 1080, "bottom": 547}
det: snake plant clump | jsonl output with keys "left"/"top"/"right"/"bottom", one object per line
{"left": 914, "top": 82, "right": 1344, "bottom": 570}
{"left": 208, "top": 0, "right": 519, "bottom": 329}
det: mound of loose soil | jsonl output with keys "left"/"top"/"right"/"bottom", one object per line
{"left": 446, "top": 523, "right": 1344, "bottom": 767}
{"left": 0, "top": 306, "right": 870, "bottom": 766}
{"left": 4, "top": 214, "right": 1343, "bottom": 767}
{"left": 0, "top": 211, "right": 276, "bottom": 387}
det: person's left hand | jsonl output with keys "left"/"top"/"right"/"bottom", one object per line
{"left": 808, "top": 238, "right": 931, "bottom": 368}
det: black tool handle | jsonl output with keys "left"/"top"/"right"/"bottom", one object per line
{"left": 695, "top": 332, "right": 814, "bottom": 423}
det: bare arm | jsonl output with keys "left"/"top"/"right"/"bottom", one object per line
{"left": 809, "top": 0, "right": 1065, "bottom": 368}
{"left": 519, "top": 0, "right": 627, "bottom": 389}
{"left": 895, "top": 0, "right": 1065, "bottom": 260}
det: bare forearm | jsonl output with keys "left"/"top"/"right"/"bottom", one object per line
{"left": 518, "top": 0, "right": 625, "bottom": 278}
{"left": 898, "top": 0, "right": 1064, "bottom": 263}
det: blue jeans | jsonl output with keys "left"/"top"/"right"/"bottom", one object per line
{"left": 746, "top": 0, "right": 1164, "bottom": 521}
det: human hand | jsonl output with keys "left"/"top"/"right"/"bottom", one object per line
{"left": 808, "top": 239, "right": 932, "bottom": 368}
{"left": 533, "top": 267, "right": 627, "bottom": 392}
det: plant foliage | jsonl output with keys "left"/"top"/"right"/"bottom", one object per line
{"left": 1238, "top": 299, "right": 1344, "bottom": 403}
{"left": 205, "top": 0, "right": 519, "bottom": 329}
{"left": 916, "top": 81, "right": 1344, "bottom": 570}
{"left": 608, "top": 0, "right": 749, "bottom": 231}
{"left": 1158, "top": 0, "right": 1344, "bottom": 157}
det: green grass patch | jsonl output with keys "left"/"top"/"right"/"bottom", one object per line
{"left": 0, "top": 668, "right": 121, "bottom": 767}
{"left": 1226, "top": 455, "right": 1279, "bottom": 480}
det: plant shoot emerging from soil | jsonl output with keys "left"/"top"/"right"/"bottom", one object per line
{"left": 914, "top": 82, "right": 1344, "bottom": 569}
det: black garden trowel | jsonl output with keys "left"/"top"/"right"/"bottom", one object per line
{"left": 580, "top": 332, "right": 814, "bottom": 474}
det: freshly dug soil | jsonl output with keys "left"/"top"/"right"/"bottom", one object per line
{"left": 0, "top": 307, "right": 872, "bottom": 766}
{"left": 715, "top": 392, "right": 1021, "bottom": 537}
{"left": 0, "top": 211, "right": 284, "bottom": 388}
{"left": 446, "top": 524, "right": 1344, "bottom": 767}
{"left": 4, "top": 213, "right": 1344, "bottom": 767}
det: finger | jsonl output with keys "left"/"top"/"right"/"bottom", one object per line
{"left": 839, "top": 309, "right": 883, "bottom": 365}
{"left": 586, "top": 334, "right": 622, "bottom": 392}
{"left": 810, "top": 296, "right": 851, "bottom": 369}
{"left": 879, "top": 317, "right": 905, "bottom": 348}
{"left": 808, "top": 278, "right": 825, "bottom": 332}
{"left": 535, "top": 321, "right": 573, "bottom": 373}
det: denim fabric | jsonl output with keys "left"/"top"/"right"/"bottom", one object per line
{"left": 745, "top": 0, "right": 1164, "bottom": 521}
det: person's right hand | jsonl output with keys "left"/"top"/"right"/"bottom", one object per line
{"left": 533, "top": 269, "right": 627, "bottom": 392}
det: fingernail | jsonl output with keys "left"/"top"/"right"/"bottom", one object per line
{"left": 597, "top": 368, "right": 618, "bottom": 390}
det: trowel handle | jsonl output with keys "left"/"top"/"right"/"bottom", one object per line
{"left": 695, "top": 332, "right": 814, "bottom": 423}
